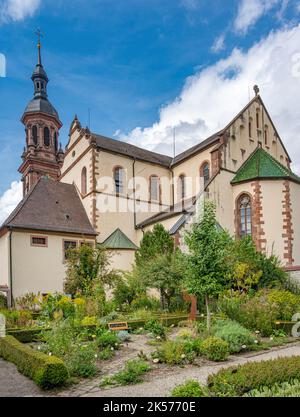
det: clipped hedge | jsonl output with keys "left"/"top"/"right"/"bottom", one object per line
{"left": 0, "top": 336, "right": 69, "bottom": 389}
{"left": 208, "top": 356, "right": 300, "bottom": 396}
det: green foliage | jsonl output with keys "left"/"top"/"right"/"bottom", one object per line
{"left": 101, "top": 359, "right": 151, "bottom": 386}
{"left": 213, "top": 320, "right": 255, "bottom": 353}
{"left": 245, "top": 380, "right": 300, "bottom": 397}
{"left": 41, "top": 319, "right": 98, "bottom": 378}
{"left": 145, "top": 319, "right": 166, "bottom": 339}
{"left": 208, "top": 356, "right": 300, "bottom": 397}
{"left": 117, "top": 330, "right": 131, "bottom": 342}
{"left": 0, "top": 336, "right": 68, "bottom": 389}
{"left": 112, "top": 270, "right": 146, "bottom": 309}
{"left": 95, "top": 329, "right": 119, "bottom": 350}
{"left": 138, "top": 251, "right": 185, "bottom": 310}
{"left": 64, "top": 343, "right": 98, "bottom": 377}
{"left": 264, "top": 289, "right": 300, "bottom": 320}
{"left": 64, "top": 244, "right": 119, "bottom": 297}
{"left": 15, "top": 292, "right": 41, "bottom": 311}
{"left": 98, "top": 347, "right": 115, "bottom": 360}
{"left": 154, "top": 340, "right": 198, "bottom": 365}
{"left": 171, "top": 380, "right": 208, "bottom": 397}
{"left": 135, "top": 223, "right": 174, "bottom": 268}
{"left": 0, "top": 293, "right": 7, "bottom": 309}
{"left": 225, "top": 236, "right": 287, "bottom": 290}
{"left": 200, "top": 337, "right": 229, "bottom": 362}
{"left": 1, "top": 309, "right": 33, "bottom": 328}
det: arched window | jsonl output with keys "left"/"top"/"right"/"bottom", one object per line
{"left": 248, "top": 120, "right": 252, "bottom": 138}
{"left": 237, "top": 194, "right": 252, "bottom": 237}
{"left": 114, "top": 166, "right": 124, "bottom": 194}
{"left": 178, "top": 174, "right": 186, "bottom": 200}
{"left": 150, "top": 175, "right": 159, "bottom": 201}
{"left": 44, "top": 127, "right": 50, "bottom": 147}
{"left": 200, "top": 162, "right": 210, "bottom": 184}
{"left": 256, "top": 111, "right": 260, "bottom": 129}
{"left": 32, "top": 125, "right": 38, "bottom": 145}
{"left": 81, "top": 167, "right": 87, "bottom": 195}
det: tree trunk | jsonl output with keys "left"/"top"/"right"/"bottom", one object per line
{"left": 205, "top": 295, "right": 211, "bottom": 332}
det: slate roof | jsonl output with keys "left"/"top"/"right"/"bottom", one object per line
{"left": 24, "top": 97, "right": 60, "bottom": 120}
{"left": 136, "top": 197, "right": 196, "bottom": 229}
{"left": 94, "top": 134, "right": 172, "bottom": 167}
{"left": 231, "top": 147, "right": 300, "bottom": 184}
{"left": 101, "top": 228, "right": 138, "bottom": 250}
{"left": 1, "top": 177, "right": 97, "bottom": 236}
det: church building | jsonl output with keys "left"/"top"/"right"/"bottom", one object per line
{"left": 0, "top": 41, "right": 300, "bottom": 305}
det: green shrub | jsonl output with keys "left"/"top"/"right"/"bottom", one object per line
{"left": 245, "top": 379, "right": 300, "bottom": 397}
{"left": 117, "top": 330, "right": 131, "bottom": 342}
{"left": 96, "top": 330, "right": 119, "bottom": 349}
{"left": 171, "top": 380, "right": 208, "bottom": 397}
{"left": 0, "top": 336, "right": 68, "bottom": 389}
{"left": 200, "top": 337, "right": 229, "bottom": 362}
{"left": 99, "top": 347, "right": 115, "bottom": 360}
{"left": 64, "top": 343, "right": 98, "bottom": 377}
{"left": 154, "top": 340, "right": 196, "bottom": 365}
{"left": 7, "top": 327, "right": 48, "bottom": 343}
{"left": 1, "top": 309, "right": 33, "bottom": 328}
{"left": 264, "top": 289, "right": 300, "bottom": 321}
{"left": 213, "top": 320, "right": 255, "bottom": 353}
{"left": 101, "top": 359, "right": 150, "bottom": 386}
{"left": 0, "top": 293, "right": 7, "bottom": 309}
{"left": 176, "top": 328, "right": 194, "bottom": 340}
{"left": 208, "top": 356, "right": 300, "bottom": 396}
{"left": 145, "top": 319, "right": 166, "bottom": 339}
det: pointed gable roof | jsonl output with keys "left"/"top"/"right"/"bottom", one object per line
{"left": 231, "top": 147, "right": 300, "bottom": 185}
{"left": 101, "top": 228, "right": 138, "bottom": 250}
{"left": 1, "top": 177, "right": 97, "bottom": 236}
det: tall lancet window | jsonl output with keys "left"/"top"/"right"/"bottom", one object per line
{"left": 150, "top": 175, "right": 159, "bottom": 201}
{"left": 178, "top": 174, "right": 186, "bottom": 200}
{"left": 32, "top": 126, "right": 38, "bottom": 145}
{"left": 200, "top": 162, "right": 210, "bottom": 184}
{"left": 44, "top": 127, "right": 50, "bottom": 147}
{"left": 114, "top": 166, "right": 124, "bottom": 194}
{"left": 81, "top": 167, "right": 87, "bottom": 195}
{"left": 237, "top": 194, "right": 252, "bottom": 237}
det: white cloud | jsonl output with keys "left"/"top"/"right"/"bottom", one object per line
{"left": 234, "top": 0, "right": 280, "bottom": 34}
{"left": 0, "top": 0, "right": 41, "bottom": 24}
{"left": 117, "top": 24, "right": 300, "bottom": 174}
{"left": 211, "top": 34, "right": 226, "bottom": 53}
{"left": 0, "top": 181, "right": 22, "bottom": 225}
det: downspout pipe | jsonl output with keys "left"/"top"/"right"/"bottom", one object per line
{"left": 132, "top": 159, "right": 137, "bottom": 229}
{"left": 8, "top": 227, "right": 13, "bottom": 308}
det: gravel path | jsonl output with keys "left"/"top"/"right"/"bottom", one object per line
{"left": 82, "top": 342, "right": 300, "bottom": 397}
{"left": 1, "top": 340, "right": 300, "bottom": 397}
{"left": 0, "top": 358, "right": 43, "bottom": 397}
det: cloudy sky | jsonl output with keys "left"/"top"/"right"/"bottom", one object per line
{"left": 0, "top": 0, "right": 300, "bottom": 222}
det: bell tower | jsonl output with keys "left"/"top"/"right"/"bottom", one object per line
{"left": 19, "top": 31, "right": 64, "bottom": 196}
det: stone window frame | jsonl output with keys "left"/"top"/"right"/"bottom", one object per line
{"left": 30, "top": 235, "right": 48, "bottom": 248}
{"left": 113, "top": 165, "right": 125, "bottom": 196}
{"left": 235, "top": 192, "right": 253, "bottom": 238}
{"left": 199, "top": 161, "right": 210, "bottom": 185}
{"left": 81, "top": 166, "right": 87, "bottom": 196}
{"left": 62, "top": 239, "right": 78, "bottom": 262}
{"left": 178, "top": 173, "right": 186, "bottom": 201}
{"left": 149, "top": 174, "right": 160, "bottom": 203}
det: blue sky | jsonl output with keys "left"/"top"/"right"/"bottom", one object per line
{"left": 0, "top": 0, "right": 300, "bottom": 210}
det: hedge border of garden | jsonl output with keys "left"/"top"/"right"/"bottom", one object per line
{"left": 0, "top": 335, "right": 69, "bottom": 389}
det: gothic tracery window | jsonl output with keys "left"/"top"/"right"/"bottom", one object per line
{"left": 238, "top": 194, "right": 252, "bottom": 237}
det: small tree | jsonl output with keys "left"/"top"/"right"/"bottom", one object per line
{"left": 135, "top": 223, "right": 174, "bottom": 268}
{"left": 64, "top": 244, "right": 117, "bottom": 297}
{"left": 139, "top": 250, "right": 185, "bottom": 310}
{"left": 184, "top": 201, "right": 231, "bottom": 331}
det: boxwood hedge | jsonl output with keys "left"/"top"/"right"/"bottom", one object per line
{"left": 0, "top": 336, "right": 69, "bottom": 389}
{"left": 208, "top": 356, "right": 300, "bottom": 396}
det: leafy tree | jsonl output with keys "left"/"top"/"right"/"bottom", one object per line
{"left": 113, "top": 270, "right": 146, "bottom": 308}
{"left": 184, "top": 201, "right": 231, "bottom": 330}
{"left": 139, "top": 250, "right": 185, "bottom": 310}
{"left": 64, "top": 244, "right": 118, "bottom": 297}
{"left": 135, "top": 224, "right": 174, "bottom": 268}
